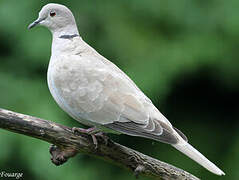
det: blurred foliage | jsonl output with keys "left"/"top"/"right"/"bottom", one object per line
{"left": 0, "top": 0, "right": 238, "bottom": 179}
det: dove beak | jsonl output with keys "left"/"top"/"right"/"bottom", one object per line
{"left": 28, "top": 17, "right": 46, "bottom": 29}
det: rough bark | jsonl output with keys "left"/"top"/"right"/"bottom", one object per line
{"left": 0, "top": 108, "right": 199, "bottom": 180}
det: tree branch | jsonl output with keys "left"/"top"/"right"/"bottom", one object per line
{"left": 0, "top": 108, "right": 199, "bottom": 180}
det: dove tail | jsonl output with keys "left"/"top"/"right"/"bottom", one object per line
{"left": 172, "top": 142, "right": 225, "bottom": 175}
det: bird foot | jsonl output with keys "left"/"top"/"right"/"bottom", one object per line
{"left": 49, "top": 144, "right": 78, "bottom": 166}
{"left": 72, "top": 127, "right": 109, "bottom": 149}
{"left": 72, "top": 126, "right": 99, "bottom": 135}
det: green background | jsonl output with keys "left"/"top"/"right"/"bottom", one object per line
{"left": 0, "top": 0, "right": 238, "bottom": 179}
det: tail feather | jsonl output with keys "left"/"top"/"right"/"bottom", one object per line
{"left": 172, "top": 142, "right": 225, "bottom": 175}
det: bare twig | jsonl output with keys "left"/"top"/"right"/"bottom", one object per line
{"left": 0, "top": 108, "right": 199, "bottom": 180}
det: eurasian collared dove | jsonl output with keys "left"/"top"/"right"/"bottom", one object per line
{"left": 28, "top": 3, "right": 225, "bottom": 176}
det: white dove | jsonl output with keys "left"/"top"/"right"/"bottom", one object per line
{"left": 28, "top": 3, "right": 225, "bottom": 176}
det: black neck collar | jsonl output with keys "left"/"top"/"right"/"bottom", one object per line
{"left": 59, "top": 34, "right": 79, "bottom": 39}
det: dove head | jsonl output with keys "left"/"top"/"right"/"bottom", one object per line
{"left": 28, "top": 3, "right": 79, "bottom": 36}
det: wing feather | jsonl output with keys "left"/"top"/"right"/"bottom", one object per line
{"left": 105, "top": 119, "right": 179, "bottom": 144}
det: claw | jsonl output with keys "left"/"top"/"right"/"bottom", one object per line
{"left": 71, "top": 127, "right": 108, "bottom": 149}
{"left": 91, "top": 134, "right": 98, "bottom": 149}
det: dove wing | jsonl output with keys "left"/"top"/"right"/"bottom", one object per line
{"left": 50, "top": 39, "right": 180, "bottom": 144}
{"left": 90, "top": 54, "right": 180, "bottom": 144}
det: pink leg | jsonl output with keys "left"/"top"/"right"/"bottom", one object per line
{"left": 72, "top": 127, "right": 98, "bottom": 134}
{"left": 72, "top": 126, "right": 102, "bottom": 149}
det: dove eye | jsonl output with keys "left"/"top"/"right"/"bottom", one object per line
{"left": 50, "top": 11, "right": 56, "bottom": 17}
